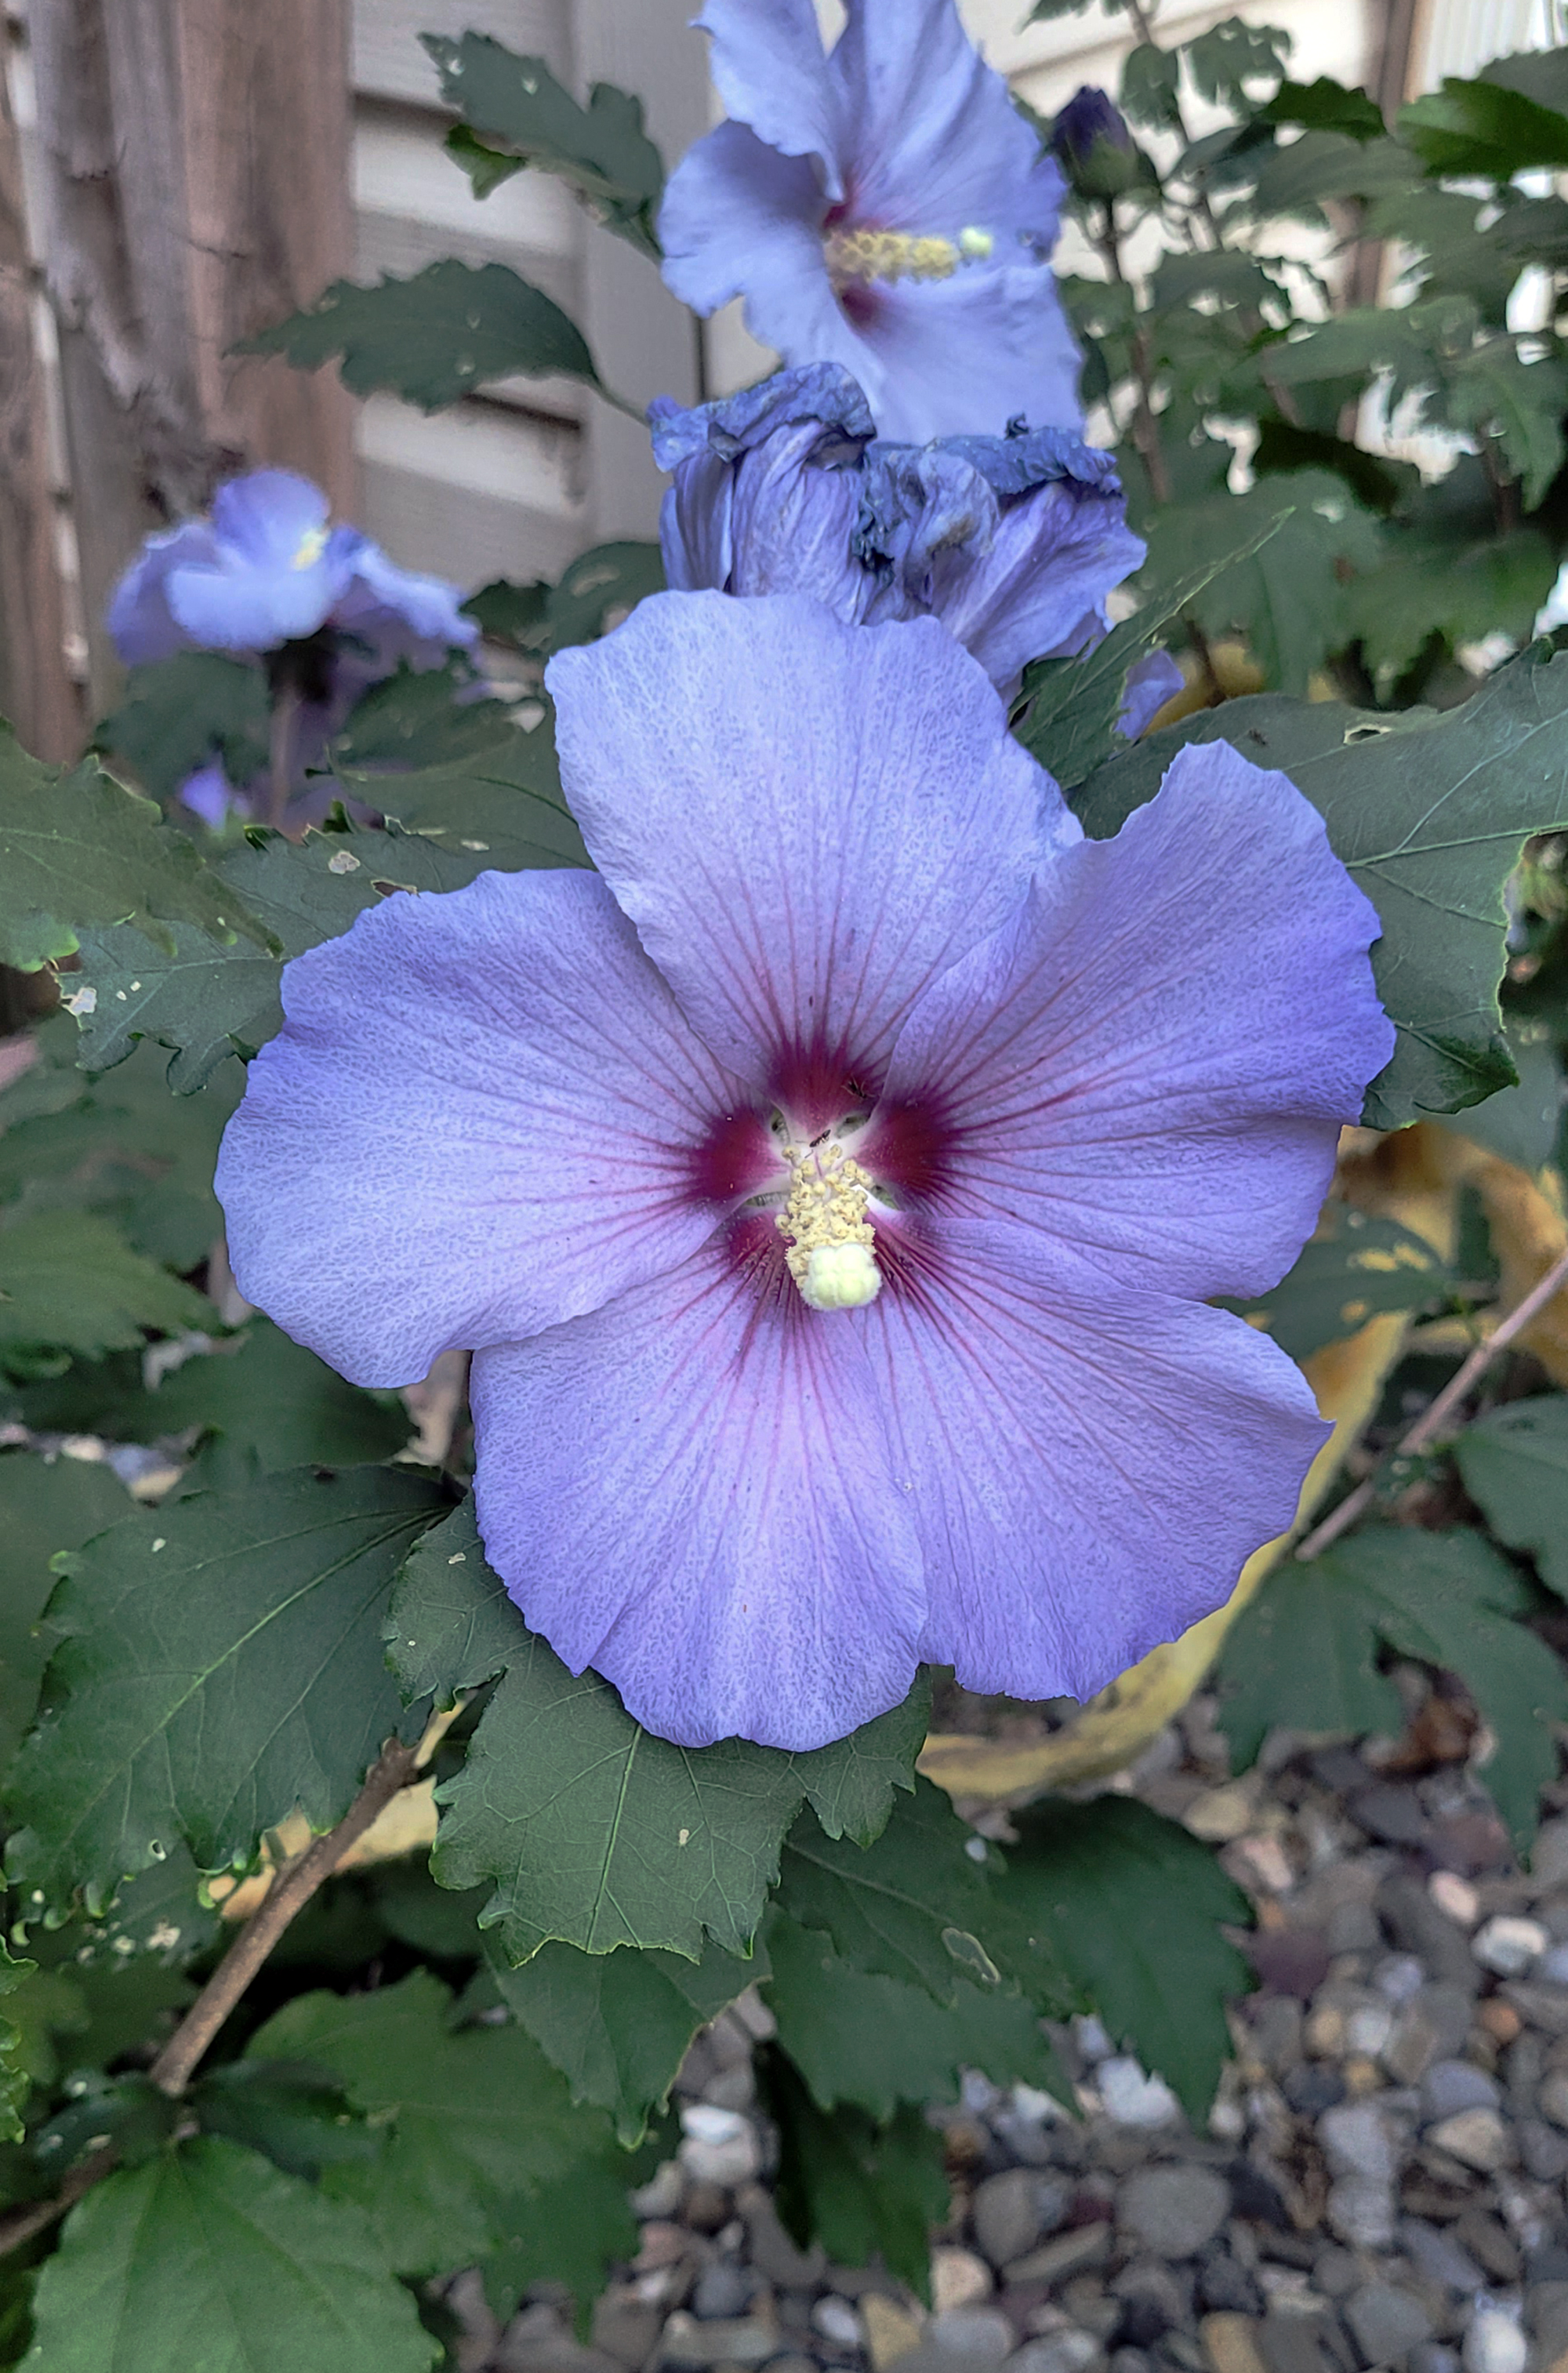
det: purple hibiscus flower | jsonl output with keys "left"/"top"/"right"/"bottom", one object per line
{"left": 659, "top": 0, "right": 1081, "bottom": 443}
{"left": 652, "top": 362, "right": 1177, "bottom": 710}
{"left": 107, "top": 468, "right": 477, "bottom": 673}
{"left": 215, "top": 593, "right": 1392, "bottom": 1753}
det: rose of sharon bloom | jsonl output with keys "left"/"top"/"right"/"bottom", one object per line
{"left": 654, "top": 362, "right": 1185, "bottom": 721}
{"left": 659, "top": 0, "right": 1080, "bottom": 443}
{"left": 108, "top": 469, "right": 477, "bottom": 671}
{"left": 216, "top": 593, "right": 1393, "bottom": 1753}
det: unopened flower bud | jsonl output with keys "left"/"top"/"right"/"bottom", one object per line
{"left": 1051, "top": 86, "right": 1142, "bottom": 198}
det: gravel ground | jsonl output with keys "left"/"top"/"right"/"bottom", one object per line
{"left": 443, "top": 1671, "right": 1568, "bottom": 2373}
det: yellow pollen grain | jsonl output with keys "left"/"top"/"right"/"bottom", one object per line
{"left": 776, "top": 1137, "right": 880, "bottom": 1308}
{"left": 291, "top": 525, "right": 328, "bottom": 570}
{"left": 825, "top": 227, "right": 961, "bottom": 288}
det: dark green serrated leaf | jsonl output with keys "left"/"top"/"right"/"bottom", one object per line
{"left": 1015, "top": 511, "right": 1287, "bottom": 786}
{"left": 1446, "top": 347, "right": 1568, "bottom": 507}
{"left": 147, "top": 1321, "right": 411, "bottom": 1473}
{"left": 0, "top": 1939, "right": 37, "bottom": 2146}
{"left": 1185, "top": 19, "right": 1290, "bottom": 110}
{"left": 764, "top": 1907, "right": 1062, "bottom": 2124}
{"left": 72, "top": 823, "right": 485, "bottom": 1090}
{"left": 248, "top": 1970, "right": 623, "bottom": 2278}
{"left": 1217, "top": 1524, "right": 1568, "bottom": 1852}
{"left": 72, "top": 1848, "right": 222, "bottom": 1969}
{"left": 491, "top": 1935, "right": 759, "bottom": 2144}
{"left": 241, "top": 259, "right": 601, "bottom": 410}
{"left": 1483, "top": 49, "right": 1568, "bottom": 114}
{"left": 26, "top": 2135, "right": 437, "bottom": 2373}
{"left": 95, "top": 656, "right": 270, "bottom": 808}
{"left": 356, "top": 715, "right": 587, "bottom": 877}
{"left": 396, "top": 1501, "right": 927, "bottom": 1961}
{"left": 328, "top": 663, "right": 514, "bottom": 772}
{"left": 193, "top": 2061, "right": 379, "bottom": 2183}
{"left": 0, "top": 1212, "right": 212, "bottom": 1379}
{"left": 1221, "top": 1200, "right": 1453, "bottom": 1358}
{"left": 763, "top": 2048, "right": 947, "bottom": 2298}
{"left": 0, "top": 1451, "right": 129, "bottom": 1772}
{"left": 0, "top": 727, "right": 270, "bottom": 973}
{"left": 1399, "top": 77, "right": 1568, "bottom": 180}
{"left": 1346, "top": 529, "right": 1557, "bottom": 689}
{"left": 1454, "top": 1395, "right": 1568, "bottom": 1598}
{"left": 32, "top": 2074, "right": 178, "bottom": 2178}
{"left": 425, "top": 34, "right": 664, "bottom": 260}
{"left": 995, "top": 1797, "right": 1252, "bottom": 2123}
{"left": 1261, "top": 78, "right": 1385, "bottom": 142}
{"left": 1071, "top": 645, "right": 1568, "bottom": 1127}
{"left": 1120, "top": 42, "right": 1183, "bottom": 132}
{"left": 775, "top": 1778, "right": 1073, "bottom": 2015}
{"left": 5, "top": 1466, "right": 446, "bottom": 1910}
{"left": 546, "top": 541, "right": 666, "bottom": 650}
{"left": 481, "top": 2150, "right": 642, "bottom": 2317}
{"left": 464, "top": 577, "right": 550, "bottom": 654}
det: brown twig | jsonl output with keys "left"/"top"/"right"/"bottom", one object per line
{"left": 1295, "top": 1243, "right": 1568, "bottom": 1564}
{"left": 0, "top": 2157, "right": 112, "bottom": 2259}
{"left": 147, "top": 1736, "right": 422, "bottom": 2099}
{"left": 264, "top": 681, "right": 299, "bottom": 831}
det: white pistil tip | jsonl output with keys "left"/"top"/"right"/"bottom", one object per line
{"left": 800, "top": 1241, "right": 882, "bottom": 1312}
{"left": 958, "top": 225, "right": 994, "bottom": 259}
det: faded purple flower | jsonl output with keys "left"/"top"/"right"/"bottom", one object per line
{"left": 107, "top": 469, "right": 477, "bottom": 671}
{"left": 652, "top": 363, "right": 1149, "bottom": 699}
{"left": 659, "top": 0, "right": 1080, "bottom": 443}
{"left": 216, "top": 593, "right": 1392, "bottom": 1753}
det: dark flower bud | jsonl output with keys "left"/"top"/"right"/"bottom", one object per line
{"left": 1051, "top": 85, "right": 1142, "bottom": 198}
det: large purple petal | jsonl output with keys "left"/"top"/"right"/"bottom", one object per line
{"left": 470, "top": 1230, "right": 925, "bottom": 1749}
{"left": 928, "top": 478, "right": 1145, "bottom": 692}
{"left": 695, "top": 0, "right": 846, "bottom": 191}
{"left": 659, "top": 121, "right": 840, "bottom": 343}
{"left": 209, "top": 470, "right": 331, "bottom": 565}
{"left": 727, "top": 424, "right": 868, "bottom": 609}
{"left": 106, "top": 522, "right": 221, "bottom": 665}
{"left": 216, "top": 870, "right": 752, "bottom": 1388}
{"left": 844, "top": 260, "right": 1083, "bottom": 444}
{"left": 863, "top": 1217, "right": 1323, "bottom": 1701}
{"left": 164, "top": 549, "right": 350, "bottom": 655}
{"left": 546, "top": 593, "right": 1063, "bottom": 1112}
{"left": 829, "top": 0, "right": 1064, "bottom": 250}
{"left": 331, "top": 535, "right": 480, "bottom": 663}
{"left": 871, "top": 741, "right": 1395, "bottom": 1302}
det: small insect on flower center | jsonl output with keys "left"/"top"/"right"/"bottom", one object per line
{"left": 824, "top": 224, "right": 995, "bottom": 289}
{"left": 291, "top": 525, "right": 329, "bottom": 570}
{"left": 776, "top": 1135, "right": 881, "bottom": 1312}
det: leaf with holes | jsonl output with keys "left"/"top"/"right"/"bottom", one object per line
{"left": 425, "top": 34, "right": 664, "bottom": 260}
{"left": 0, "top": 727, "right": 270, "bottom": 974}
{"left": 4, "top": 1466, "right": 446, "bottom": 1909}
{"left": 1072, "top": 645, "right": 1568, "bottom": 1127}
{"left": 241, "top": 260, "right": 601, "bottom": 409}
{"left": 1216, "top": 1524, "right": 1568, "bottom": 1852}
{"left": 0, "top": 1448, "right": 129, "bottom": 1771}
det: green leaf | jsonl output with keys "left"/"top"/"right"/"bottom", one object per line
{"left": 1483, "top": 49, "right": 1568, "bottom": 116}
{"left": 5, "top": 1466, "right": 446, "bottom": 1910}
{"left": 1399, "top": 78, "right": 1568, "bottom": 180}
{"left": 424, "top": 35, "right": 664, "bottom": 262}
{"left": 775, "top": 1778, "right": 1073, "bottom": 2015}
{"left": 1120, "top": 42, "right": 1183, "bottom": 133}
{"left": 763, "top": 2048, "right": 947, "bottom": 2298}
{"left": 764, "top": 1907, "right": 1061, "bottom": 2123}
{"left": 0, "top": 727, "right": 270, "bottom": 974}
{"left": 544, "top": 541, "right": 666, "bottom": 651}
{"left": 994, "top": 1797, "right": 1252, "bottom": 2123}
{"left": 95, "top": 656, "right": 270, "bottom": 808}
{"left": 1138, "top": 473, "right": 1382, "bottom": 697}
{"left": 1216, "top": 1525, "right": 1568, "bottom": 1852}
{"left": 1345, "top": 529, "right": 1558, "bottom": 689}
{"left": 1446, "top": 347, "right": 1568, "bottom": 507}
{"left": 26, "top": 2135, "right": 437, "bottom": 2373}
{"left": 0, "top": 1939, "right": 38, "bottom": 2145}
{"left": 145, "top": 1321, "right": 410, "bottom": 1473}
{"left": 358, "top": 718, "right": 589, "bottom": 877}
{"left": 241, "top": 260, "right": 601, "bottom": 411}
{"left": 1015, "top": 511, "right": 1287, "bottom": 786}
{"left": 463, "top": 578, "right": 550, "bottom": 655}
{"left": 1184, "top": 19, "right": 1291, "bottom": 109}
{"left": 1071, "top": 645, "right": 1568, "bottom": 1127}
{"left": 1261, "top": 78, "right": 1385, "bottom": 142}
{"left": 0, "top": 1212, "right": 212, "bottom": 1379}
{"left": 248, "top": 1970, "right": 626, "bottom": 2278}
{"left": 0, "top": 1450, "right": 129, "bottom": 1771}
{"left": 1221, "top": 1199, "right": 1454, "bottom": 1359}
{"left": 72, "top": 823, "right": 490, "bottom": 1091}
{"left": 193, "top": 2061, "right": 380, "bottom": 2183}
{"left": 1454, "top": 1396, "right": 1568, "bottom": 1597}
{"left": 481, "top": 2150, "right": 643, "bottom": 2316}
{"left": 491, "top": 1935, "right": 758, "bottom": 2143}
{"left": 393, "top": 1499, "right": 930, "bottom": 1963}
{"left": 328, "top": 663, "right": 514, "bottom": 773}
{"left": 71, "top": 1848, "right": 221, "bottom": 1969}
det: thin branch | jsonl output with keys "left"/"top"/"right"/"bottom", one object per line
{"left": 264, "top": 681, "right": 299, "bottom": 832}
{"left": 0, "top": 2156, "right": 111, "bottom": 2260}
{"left": 1295, "top": 1243, "right": 1568, "bottom": 1563}
{"left": 148, "top": 1736, "right": 422, "bottom": 2099}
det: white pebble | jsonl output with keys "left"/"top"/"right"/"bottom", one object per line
{"left": 1097, "top": 2056, "right": 1179, "bottom": 2128}
{"left": 1428, "top": 1870, "right": 1479, "bottom": 1927}
{"left": 677, "top": 2103, "right": 760, "bottom": 2186}
{"left": 1464, "top": 2309, "right": 1526, "bottom": 2373}
{"left": 1472, "top": 1917, "right": 1547, "bottom": 1977}
{"left": 812, "top": 2299, "right": 864, "bottom": 2349}
{"left": 1072, "top": 2014, "right": 1113, "bottom": 2063}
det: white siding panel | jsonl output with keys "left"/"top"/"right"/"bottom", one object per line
{"left": 357, "top": 393, "right": 585, "bottom": 587}
{"left": 354, "top": 0, "right": 570, "bottom": 106}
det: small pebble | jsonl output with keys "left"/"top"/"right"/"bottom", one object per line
{"left": 1472, "top": 1917, "right": 1548, "bottom": 1979}
{"left": 691, "top": 2264, "right": 753, "bottom": 2320}
{"left": 1096, "top": 2060, "right": 1178, "bottom": 2129}
{"left": 927, "top": 2309, "right": 1013, "bottom": 2365}
{"left": 1421, "top": 2059, "right": 1501, "bottom": 2121}
{"left": 1475, "top": 2001, "right": 1523, "bottom": 2044}
{"left": 862, "top": 2299, "right": 925, "bottom": 2371}
{"left": 1430, "top": 1873, "right": 1480, "bottom": 1928}
{"left": 813, "top": 2298, "right": 866, "bottom": 2350}
{"left": 1119, "top": 2165, "right": 1230, "bottom": 2260}
{"left": 1345, "top": 2280, "right": 1435, "bottom": 2364}
{"left": 1427, "top": 2106, "right": 1513, "bottom": 2172}
{"left": 1185, "top": 1787, "right": 1256, "bottom": 1843}
{"left": 931, "top": 2250, "right": 993, "bottom": 2317}
{"left": 1462, "top": 2310, "right": 1526, "bottom": 2373}
{"left": 1009, "top": 2334, "right": 1102, "bottom": 2373}
{"left": 679, "top": 2104, "right": 760, "bottom": 2188}
{"left": 1541, "top": 1942, "right": 1568, "bottom": 1985}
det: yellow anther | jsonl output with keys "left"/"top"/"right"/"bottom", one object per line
{"left": 776, "top": 1137, "right": 881, "bottom": 1312}
{"left": 825, "top": 227, "right": 958, "bottom": 288}
{"left": 291, "top": 525, "right": 328, "bottom": 570}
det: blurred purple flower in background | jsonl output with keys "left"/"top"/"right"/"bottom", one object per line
{"left": 218, "top": 593, "right": 1392, "bottom": 1753}
{"left": 107, "top": 469, "right": 477, "bottom": 674}
{"left": 659, "top": 0, "right": 1080, "bottom": 443}
{"left": 652, "top": 363, "right": 1152, "bottom": 700}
